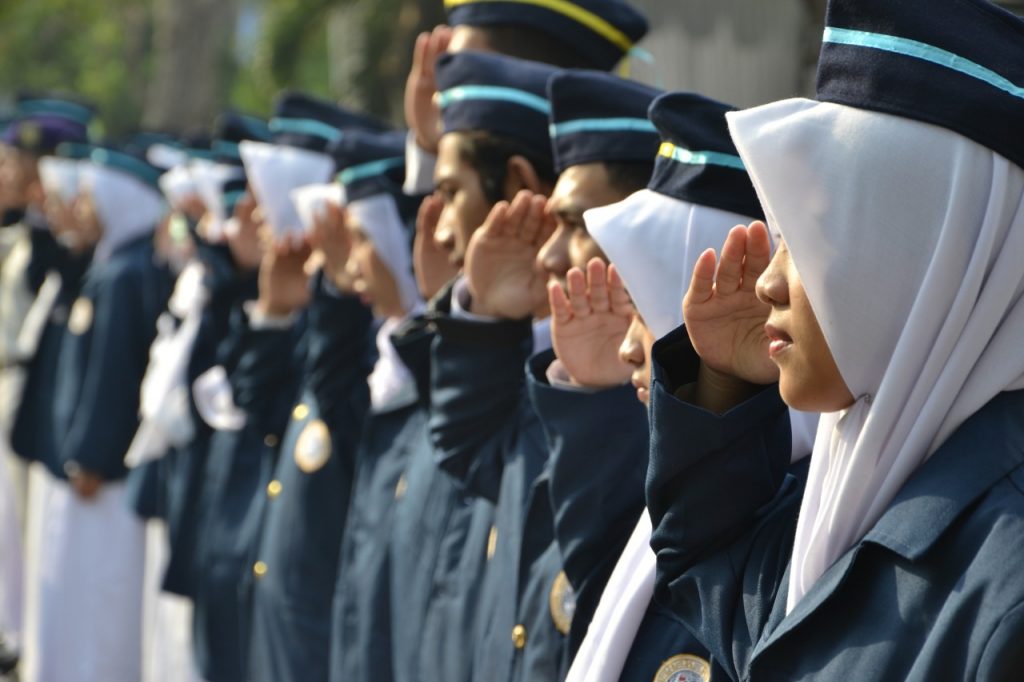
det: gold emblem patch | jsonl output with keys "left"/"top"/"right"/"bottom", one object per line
{"left": 548, "top": 570, "right": 576, "bottom": 636}
{"left": 17, "top": 122, "right": 41, "bottom": 149}
{"left": 654, "top": 654, "right": 712, "bottom": 682}
{"left": 294, "top": 419, "right": 331, "bottom": 473}
{"left": 68, "top": 297, "right": 93, "bottom": 335}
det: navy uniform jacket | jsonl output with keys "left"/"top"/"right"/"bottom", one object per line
{"left": 51, "top": 234, "right": 172, "bottom": 482}
{"left": 11, "top": 244, "right": 90, "bottom": 474}
{"left": 647, "top": 326, "right": 1024, "bottom": 681}
{"left": 249, "top": 283, "right": 374, "bottom": 682}
{"left": 428, "top": 301, "right": 568, "bottom": 682}
{"left": 191, "top": 303, "right": 305, "bottom": 682}
{"left": 161, "top": 242, "right": 258, "bottom": 598}
{"left": 329, "top": 318, "right": 434, "bottom": 682}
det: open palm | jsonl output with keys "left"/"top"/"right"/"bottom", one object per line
{"left": 683, "top": 222, "right": 778, "bottom": 385}
{"left": 465, "top": 190, "right": 554, "bottom": 320}
{"left": 550, "top": 259, "right": 634, "bottom": 388}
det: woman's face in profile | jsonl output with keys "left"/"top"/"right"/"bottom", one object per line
{"left": 756, "top": 238, "right": 854, "bottom": 413}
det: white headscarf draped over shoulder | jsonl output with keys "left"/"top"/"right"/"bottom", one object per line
{"left": 80, "top": 163, "right": 166, "bottom": 264}
{"left": 727, "top": 98, "right": 1024, "bottom": 612}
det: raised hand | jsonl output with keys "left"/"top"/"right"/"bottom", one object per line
{"left": 256, "top": 236, "right": 313, "bottom": 318}
{"left": 465, "top": 190, "right": 554, "bottom": 320}
{"left": 413, "top": 193, "right": 457, "bottom": 300}
{"left": 404, "top": 25, "right": 452, "bottom": 154}
{"left": 683, "top": 222, "right": 778, "bottom": 386}
{"left": 308, "top": 202, "right": 354, "bottom": 292}
{"left": 549, "top": 258, "right": 635, "bottom": 388}
{"left": 227, "top": 191, "right": 263, "bottom": 272}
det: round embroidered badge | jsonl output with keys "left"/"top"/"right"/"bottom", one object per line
{"left": 654, "top": 653, "right": 712, "bottom": 682}
{"left": 68, "top": 297, "right": 93, "bottom": 336}
{"left": 294, "top": 419, "right": 331, "bottom": 473}
{"left": 548, "top": 570, "right": 576, "bottom": 636}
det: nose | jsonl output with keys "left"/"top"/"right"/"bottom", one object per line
{"left": 618, "top": 316, "right": 645, "bottom": 368}
{"left": 756, "top": 251, "right": 789, "bottom": 307}
{"left": 433, "top": 218, "right": 455, "bottom": 253}
{"left": 536, "top": 225, "right": 571, "bottom": 279}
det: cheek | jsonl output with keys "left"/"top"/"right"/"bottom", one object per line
{"left": 570, "top": 233, "right": 605, "bottom": 269}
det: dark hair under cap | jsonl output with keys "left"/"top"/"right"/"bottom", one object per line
{"left": 445, "top": 0, "right": 648, "bottom": 71}
{"left": 547, "top": 69, "right": 662, "bottom": 175}
{"left": 646, "top": 92, "right": 764, "bottom": 221}
{"left": 269, "top": 90, "right": 388, "bottom": 153}
{"left": 817, "top": 0, "right": 1024, "bottom": 170}
{"left": 436, "top": 50, "right": 559, "bottom": 166}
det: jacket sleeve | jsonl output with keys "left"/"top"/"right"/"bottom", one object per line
{"left": 645, "top": 324, "right": 800, "bottom": 682}
{"left": 525, "top": 349, "right": 649, "bottom": 654}
{"left": 426, "top": 287, "right": 535, "bottom": 502}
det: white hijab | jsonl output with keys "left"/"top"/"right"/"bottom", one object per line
{"left": 38, "top": 157, "right": 81, "bottom": 204}
{"left": 189, "top": 159, "right": 245, "bottom": 241}
{"left": 727, "top": 98, "right": 1024, "bottom": 612}
{"left": 239, "top": 140, "right": 333, "bottom": 240}
{"left": 80, "top": 163, "right": 166, "bottom": 264}
{"left": 567, "top": 189, "right": 818, "bottom": 681}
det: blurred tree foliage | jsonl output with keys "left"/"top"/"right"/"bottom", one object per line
{"left": 0, "top": 0, "right": 443, "bottom": 136}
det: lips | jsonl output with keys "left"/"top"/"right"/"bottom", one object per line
{"left": 764, "top": 322, "right": 793, "bottom": 359}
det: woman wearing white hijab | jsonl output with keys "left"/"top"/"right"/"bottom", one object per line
{"left": 647, "top": 0, "right": 1024, "bottom": 679}
{"left": 28, "top": 143, "right": 172, "bottom": 682}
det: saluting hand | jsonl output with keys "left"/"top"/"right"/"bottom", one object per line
{"left": 405, "top": 25, "right": 452, "bottom": 154}
{"left": 227, "top": 192, "right": 263, "bottom": 272}
{"left": 413, "top": 193, "right": 457, "bottom": 300}
{"left": 256, "top": 235, "right": 314, "bottom": 318}
{"left": 683, "top": 222, "right": 778, "bottom": 386}
{"left": 549, "top": 258, "right": 634, "bottom": 388}
{"left": 309, "top": 202, "right": 354, "bottom": 293}
{"left": 465, "top": 190, "right": 555, "bottom": 320}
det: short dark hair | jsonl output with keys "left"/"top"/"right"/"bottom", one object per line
{"left": 456, "top": 130, "right": 557, "bottom": 204}
{"left": 473, "top": 24, "right": 593, "bottom": 69}
{"left": 603, "top": 160, "right": 654, "bottom": 197}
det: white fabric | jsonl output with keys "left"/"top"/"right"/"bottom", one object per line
{"left": 147, "top": 144, "right": 190, "bottom": 171}
{"left": 347, "top": 193, "right": 421, "bottom": 314}
{"left": 566, "top": 511, "right": 654, "bottom": 682}
{"left": 289, "top": 182, "right": 345, "bottom": 235}
{"left": 19, "top": 464, "right": 50, "bottom": 670}
{"left": 125, "top": 261, "right": 209, "bottom": 468}
{"left": 82, "top": 164, "right": 165, "bottom": 263}
{"left": 157, "top": 165, "right": 197, "bottom": 211}
{"left": 0, "top": 446, "right": 23, "bottom": 643}
{"left": 727, "top": 98, "right": 1024, "bottom": 612}
{"left": 189, "top": 160, "right": 244, "bottom": 242}
{"left": 37, "top": 157, "right": 80, "bottom": 204}
{"left": 238, "top": 140, "right": 334, "bottom": 240}
{"left": 192, "top": 365, "right": 246, "bottom": 432}
{"left": 368, "top": 316, "right": 420, "bottom": 412}
{"left": 141, "top": 521, "right": 203, "bottom": 682}
{"left": 16, "top": 271, "right": 61, "bottom": 360}
{"left": 403, "top": 131, "right": 437, "bottom": 196}
{"left": 28, "top": 478, "right": 145, "bottom": 682}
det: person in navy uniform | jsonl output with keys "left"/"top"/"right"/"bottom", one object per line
{"left": 322, "top": 130, "right": 429, "bottom": 682}
{"left": 648, "top": 0, "right": 1024, "bottom": 679}
{"left": 32, "top": 140, "right": 173, "bottom": 682}
{"left": 189, "top": 91, "right": 382, "bottom": 682}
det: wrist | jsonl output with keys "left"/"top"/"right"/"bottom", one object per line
{"left": 689, "top": 361, "right": 762, "bottom": 415}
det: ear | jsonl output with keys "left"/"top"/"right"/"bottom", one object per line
{"left": 503, "top": 155, "right": 548, "bottom": 199}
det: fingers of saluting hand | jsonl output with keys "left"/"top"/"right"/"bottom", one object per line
{"left": 607, "top": 265, "right": 634, "bottom": 317}
{"left": 481, "top": 201, "right": 510, "bottom": 239}
{"left": 686, "top": 247, "right": 719, "bottom": 308}
{"left": 548, "top": 280, "right": 573, "bottom": 325}
{"left": 566, "top": 267, "right": 591, "bottom": 318}
{"left": 586, "top": 258, "right": 610, "bottom": 313}
{"left": 501, "top": 191, "right": 531, "bottom": 238}
{"left": 714, "top": 225, "right": 748, "bottom": 295}
{"left": 519, "top": 194, "right": 550, "bottom": 246}
{"left": 741, "top": 221, "right": 772, "bottom": 291}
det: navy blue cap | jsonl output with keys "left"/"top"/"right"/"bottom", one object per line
{"left": 329, "top": 129, "right": 422, "bottom": 222}
{"left": 647, "top": 92, "right": 763, "bottom": 220}
{"left": 817, "top": 0, "right": 1024, "bottom": 170}
{"left": 2, "top": 95, "right": 94, "bottom": 154}
{"left": 436, "top": 51, "right": 559, "bottom": 163}
{"left": 54, "top": 141, "right": 95, "bottom": 161}
{"left": 212, "top": 112, "right": 271, "bottom": 165}
{"left": 90, "top": 142, "right": 164, "bottom": 190}
{"left": 445, "top": 0, "right": 647, "bottom": 71}
{"left": 269, "top": 91, "right": 387, "bottom": 153}
{"left": 547, "top": 70, "right": 661, "bottom": 174}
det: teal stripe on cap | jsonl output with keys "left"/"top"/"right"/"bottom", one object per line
{"left": 20, "top": 99, "right": 92, "bottom": 125}
{"left": 549, "top": 117, "right": 658, "bottom": 138}
{"left": 213, "top": 140, "right": 241, "bottom": 159}
{"left": 823, "top": 27, "right": 1024, "bottom": 100}
{"left": 438, "top": 85, "right": 550, "bottom": 114}
{"left": 223, "top": 189, "right": 246, "bottom": 208}
{"left": 269, "top": 117, "right": 344, "bottom": 142}
{"left": 91, "top": 148, "right": 162, "bottom": 187}
{"left": 338, "top": 157, "right": 405, "bottom": 186}
{"left": 658, "top": 142, "right": 746, "bottom": 171}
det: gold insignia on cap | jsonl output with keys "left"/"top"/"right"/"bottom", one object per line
{"left": 653, "top": 653, "right": 712, "bottom": 682}
{"left": 17, "top": 121, "right": 41, "bottom": 149}
{"left": 294, "top": 419, "right": 331, "bottom": 473}
{"left": 68, "top": 297, "right": 93, "bottom": 335}
{"left": 548, "top": 570, "right": 575, "bottom": 636}
{"left": 487, "top": 525, "right": 498, "bottom": 561}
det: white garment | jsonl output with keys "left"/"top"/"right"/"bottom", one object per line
{"left": 189, "top": 160, "right": 245, "bottom": 242}
{"left": 369, "top": 316, "right": 419, "bottom": 412}
{"left": 238, "top": 141, "right": 334, "bottom": 240}
{"left": 727, "top": 98, "right": 1024, "bottom": 612}
{"left": 37, "top": 157, "right": 81, "bottom": 204}
{"left": 347, "top": 193, "right": 421, "bottom": 314}
{"left": 81, "top": 164, "right": 165, "bottom": 264}
{"left": 290, "top": 182, "right": 345, "bottom": 236}
{"left": 0, "top": 445, "right": 23, "bottom": 644}
{"left": 27, "top": 478, "right": 145, "bottom": 682}
{"left": 402, "top": 132, "right": 437, "bottom": 196}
